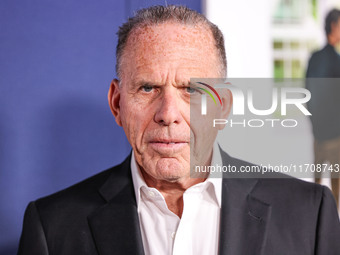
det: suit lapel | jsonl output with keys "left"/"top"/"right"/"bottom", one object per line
{"left": 88, "top": 155, "right": 144, "bottom": 255}
{"left": 219, "top": 151, "right": 272, "bottom": 255}
{"left": 87, "top": 150, "right": 272, "bottom": 255}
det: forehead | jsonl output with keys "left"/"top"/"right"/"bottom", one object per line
{"left": 128, "top": 22, "right": 211, "bottom": 45}
{"left": 119, "top": 22, "right": 220, "bottom": 81}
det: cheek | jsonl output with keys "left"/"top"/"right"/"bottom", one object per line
{"left": 190, "top": 104, "right": 220, "bottom": 146}
{"left": 120, "top": 99, "right": 154, "bottom": 144}
{"left": 119, "top": 99, "right": 138, "bottom": 140}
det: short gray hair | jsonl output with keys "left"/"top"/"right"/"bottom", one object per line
{"left": 115, "top": 5, "right": 227, "bottom": 78}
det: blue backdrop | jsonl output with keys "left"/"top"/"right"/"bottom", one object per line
{"left": 0, "top": 0, "right": 201, "bottom": 254}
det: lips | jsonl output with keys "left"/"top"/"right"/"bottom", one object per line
{"left": 153, "top": 142, "right": 178, "bottom": 144}
{"left": 149, "top": 139, "right": 189, "bottom": 154}
{"left": 150, "top": 139, "right": 187, "bottom": 143}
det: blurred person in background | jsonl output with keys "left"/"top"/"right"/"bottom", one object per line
{"left": 306, "top": 8, "right": 340, "bottom": 208}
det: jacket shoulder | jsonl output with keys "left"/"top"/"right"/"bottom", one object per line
{"left": 33, "top": 156, "right": 131, "bottom": 216}
{"left": 221, "top": 149, "right": 326, "bottom": 203}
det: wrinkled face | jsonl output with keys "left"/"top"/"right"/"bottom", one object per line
{"left": 110, "top": 22, "right": 230, "bottom": 183}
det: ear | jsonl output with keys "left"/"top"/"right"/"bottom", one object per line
{"left": 222, "top": 89, "right": 233, "bottom": 118}
{"left": 108, "top": 79, "right": 122, "bottom": 127}
{"left": 217, "top": 89, "right": 232, "bottom": 130}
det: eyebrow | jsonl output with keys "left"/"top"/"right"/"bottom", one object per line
{"left": 133, "top": 79, "right": 191, "bottom": 87}
{"left": 134, "top": 80, "right": 161, "bottom": 87}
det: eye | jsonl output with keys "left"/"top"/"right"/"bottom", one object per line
{"left": 141, "top": 85, "right": 153, "bottom": 92}
{"left": 186, "top": 87, "right": 197, "bottom": 94}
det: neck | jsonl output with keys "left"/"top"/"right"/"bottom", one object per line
{"left": 327, "top": 36, "right": 338, "bottom": 47}
{"left": 141, "top": 171, "right": 208, "bottom": 218}
{"left": 137, "top": 148, "right": 214, "bottom": 217}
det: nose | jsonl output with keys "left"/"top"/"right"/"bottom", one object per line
{"left": 154, "top": 89, "right": 183, "bottom": 126}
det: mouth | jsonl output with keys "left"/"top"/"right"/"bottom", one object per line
{"left": 151, "top": 141, "right": 185, "bottom": 144}
{"left": 149, "top": 139, "right": 188, "bottom": 153}
{"left": 150, "top": 138, "right": 189, "bottom": 143}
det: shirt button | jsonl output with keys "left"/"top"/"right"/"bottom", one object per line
{"left": 171, "top": 232, "right": 176, "bottom": 239}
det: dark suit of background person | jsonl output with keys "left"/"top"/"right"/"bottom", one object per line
{"left": 306, "top": 8, "right": 340, "bottom": 208}
{"left": 18, "top": 5, "right": 340, "bottom": 255}
{"left": 17, "top": 151, "right": 340, "bottom": 255}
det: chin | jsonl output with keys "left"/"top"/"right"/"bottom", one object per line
{"left": 154, "top": 165, "right": 188, "bottom": 182}
{"left": 156, "top": 157, "right": 188, "bottom": 172}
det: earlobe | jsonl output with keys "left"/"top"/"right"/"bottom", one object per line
{"left": 108, "top": 79, "right": 122, "bottom": 126}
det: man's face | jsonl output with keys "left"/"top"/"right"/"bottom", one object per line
{"left": 109, "top": 22, "right": 230, "bottom": 184}
{"left": 331, "top": 18, "right": 340, "bottom": 44}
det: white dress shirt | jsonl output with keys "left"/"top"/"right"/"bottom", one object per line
{"left": 131, "top": 143, "right": 222, "bottom": 255}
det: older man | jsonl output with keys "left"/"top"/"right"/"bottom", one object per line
{"left": 18, "top": 5, "right": 340, "bottom": 255}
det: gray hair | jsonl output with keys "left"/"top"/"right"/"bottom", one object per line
{"left": 115, "top": 5, "right": 227, "bottom": 78}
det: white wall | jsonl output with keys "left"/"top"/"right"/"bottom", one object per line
{"left": 202, "top": 0, "right": 314, "bottom": 182}
{"left": 204, "top": 0, "right": 273, "bottom": 78}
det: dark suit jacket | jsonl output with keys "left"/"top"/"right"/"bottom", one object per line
{"left": 18, "top": 151, "right": 340, "bottom": 255}
{"left": 306, "top": 44, "right": 340, "bottom": 141}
